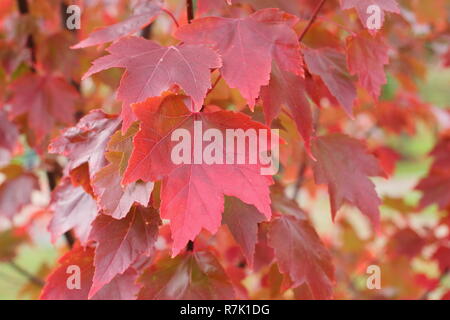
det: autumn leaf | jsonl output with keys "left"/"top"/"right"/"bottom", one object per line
{"left": 346, "top": 30, "right": 389, "bottom": 99}
{"left": 0, "top": 165, "right": 38, "bottom": 220}
{"left": 138, "top": 251, "right": 235, "bottom": 299}
{"left": 303, "top": 47, "right": 356, "bottom": 114}
{"left": 8, "top": 73, "right": 78, "bottom": 142}
{"left": 261, "top": 63, "right": 313, "bottom": 152}
{"left": 122, "top": 94, "right": 273, "bottom": 255}
{"left": 72, "top": 0, "right": 163, "bottom": 48}
{"left": 49, "top": 110, "right": 121, "bottom": 179}
{"left": 0, "top": 110, "right": 18, "bottom": 166}
{"left": 311, "top": 134, "right": 384, "bottom": 228}
{"left": 267, "top": 196, "right": 335, "bottom": 299}
{"left": 416, "top": 133, "right": 450, "bottom": 210}
{"left": 88, "top": 205, "right": 160, "bottom": 298}
{"left": 222, "top": 197, "right": 266, "bottom": 267}
{"left": 82, "top": 37, "right": 221, "bottom": 131}
{"left": 48, "top": 178, "right": 98, "bottom": 245}
{"left": 175, "top": 8, "right": 303, "bottom": 109}
{"left": 41, "top": 245, "right": 141, "bottom": 300}
{"left": 340, "top": 0, "right": 400, "bottom": 29}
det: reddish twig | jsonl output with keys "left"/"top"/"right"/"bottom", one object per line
{"left": 186, "top": 0, "right": 194, "bottom": 24}
{"left": 298, "top": 0, "right": 327, "bottom": 42}
{"left": 17, "top": 0, "right": 36, "bottom": 71}
{"left": 163, "top": 8, "right": 180, "bottom": 28}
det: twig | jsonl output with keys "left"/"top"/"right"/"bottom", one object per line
{"left": 291, "top": 150, "right": 308, "bottom": 200}
{"left": 186, "top": 240, "right": 194, "bottom": 252}
{"left": 8, "top": 261, "right": 44, "bottom": 287}
{"left": 186, "top": 0, "right": 194, "bottom": 24}
{"left": 298, "top": 0, "right": 327, "bottom": 42}
{"left": 17, "top": 0, "right": 36, "bottom": 70}
{"left": 162, "top": 8, "right": 180, "bottom": 28}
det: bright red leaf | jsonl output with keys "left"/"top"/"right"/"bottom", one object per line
{"left": 175, "top": 8, "right": 303, "bottom": 109}
{"left": 122, "top": 94, "right": 273, "bottom": 255}
{"left": 82, "top": 37, "right": 221, "bottom": 131}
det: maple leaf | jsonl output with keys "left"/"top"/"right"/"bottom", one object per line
{"left": 122, "top": 94, "right": 273, "bottom": 255}
{"left": 8, "top": 74, "right": 78, "bottom": 142}
{"left": 261, "top": 64, "right": 313, "bottom": 152}
{"left": 92, "top": 123, "right": 154, "bottom": 219}
{"left": 88, "top": 205, "right": 160, "bottom": 298}
{"left": 40, "top": 245, "right": 141, "bottom": 300}
{"left": 72, "top": 0, "right": 163, "bottom": 49}
{"left": 0, "top": 165, "right": 38, "bottom": 220}
{"left": 175, "top": 8, "right": 303, "bottom": 109}
{"left": 48, "top": 178, "right": 98, "bottom": 245}
{"left": 82, "top": 37, "right": 221, "bottom": 131}
{"left": 433, "top": 244, "right": 450, "bottom": 274}
{"left": 416, "top": 134, "right": 450, "bottom": 210}
{"left": 0, "top": 110, "right": 18, "bottom": 166}
{"left": 138, "top": 251, "right": 235, "bottom": 299}
{"left": 222, "top": 197, "right": 266, "bottom": 267}
{"left": 340, "top": 0, "right": 400, "bottom": 29}
{"left": 346, "top": 30, "right": 389, "bottom": 99}
{"left": 311, "top": 134, "right": 384, "bottom": 228}
{"left": 93, "top": 152, "right": 153, "bottom": 219}
{"left": 49, "top": 110, "right": 121, "bottom": 179}
{"left": 303, "top": 47, "right": 356, "bottom": 115}
{"left": 267, "top": 196, "right": 335, "bottom": 299}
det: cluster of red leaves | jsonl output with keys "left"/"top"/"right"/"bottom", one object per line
{"left": 0, "top": 0, "right": 449, "bottom": 300}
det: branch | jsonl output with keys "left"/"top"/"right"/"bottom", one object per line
{"left": 186, "top": 240, "right": 194, "bottom": 252}
{"left": 186, "top": 0, "right": 194, "bottom": 24}
{"left": 8, "top": 261, "right": 44, "bottom": 287}
{"left": 17, "top": 0, "right": 36, "bottom": 70}
{"left": 298, "top": 0, "right": 327, "bottom": 42}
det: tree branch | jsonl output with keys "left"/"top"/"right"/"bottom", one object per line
{"left": 298, "top": 0, "right": 327, "bottom": 42}
{"left": 17, "top": 0, "right": 36, "bottom": 70}
{"left": 8, "top": 261, "right": 44, "bottom": 287}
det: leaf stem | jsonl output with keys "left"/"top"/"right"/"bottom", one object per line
{"left": 298, "top": 0, "right": 327, "bottom": 42}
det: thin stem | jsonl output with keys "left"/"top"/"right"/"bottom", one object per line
{"left": 17, "top": 0, "right": 36, "bottom": 70}
{"left": 8, "top": 261, "right": 44, "bottom": 287}
{"left": 206, "top": 74, "right": 222, "bottom": 96}
{"left": 298, "top": 0, "right": 327, "bottom": 42}
{"left": 186, "top": 0, "right": 194, "bottom": 24}
{"left": 291, "top": 150, "right": 308, "bottom": 200}
{"left": 162, "top": 8, "right": 180, "bottom": 28}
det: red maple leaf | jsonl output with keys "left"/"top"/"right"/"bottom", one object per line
{"left": 8, "top": 74, "right": 78, "bottom": 142}
{"left": 49, "top": 110, "right": 121, "bottom": 179}
{"left": 82, "top": 37, "right": 221, "bottom": 131}
{"left": 138, "top": 251, "right": 235, "bottom": 299}
{"left": 311, "top": 134, "right": 385, "bottom": 228}
{"left": 41, "top": 245, "right": 141, "bottom": 300}
{"left": 88, "top": 205, "right": 160, "bottom": 298}
{"left": 346, "top": 30, "right": 389, "bottom": 99}
{"left": 72, "top": 0, "right": 163, "bottom": 48}
{"left": 175, "top": 8, "right": 303, "bottom": 109}
{"left": 303, "top": 47, "right": 356, "bottom": 115}
{"left": 122, "top": 94, "right": 273, "bottom": 255}
{"left": 340, "top": 0, "right": 400, "bottom": 29}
